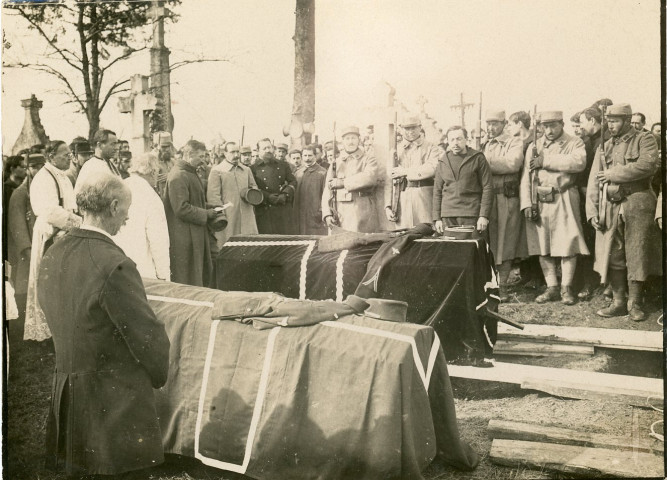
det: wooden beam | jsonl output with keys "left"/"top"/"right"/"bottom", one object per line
{"left": 490, "top": 439, "right": 664, "bottom": 478}
{"left": 520, "top": 377, "right": 662, "bottom": 407}
{"left": 497, "top": 323, "right": 662, "bottom": 352}
{"left": 488, "top": 419, "right": 663, "bottom": 454}
{"left": 494, "top": 340, "right": 594, "bottom": 356}
{"left": 447, "top": 361, "right": 663, "bottom": 406}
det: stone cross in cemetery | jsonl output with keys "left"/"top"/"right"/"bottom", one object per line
{"left": 117, "top": 75, "right": 158, "bottom": 154}
{"left": 450, "top": 92, "right": 474, "bottom": 129}
{"left": 11, "top": 94, "right": 49, "bottom": 155}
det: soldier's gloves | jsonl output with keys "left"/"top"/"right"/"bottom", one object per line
{"left": 530, "top": 153, "right": 543, "bottom": 171}
{"left": 276, "top": 193, "right": 287, "bottom": 205}
{"left": 268, "top": 193, "right": 280, "bottom": 205}
{"left": 329, "top": 178, "right": 345, "bottom": 190}
{"left": 206, "top": 208, "right": 219, "bottom": 221}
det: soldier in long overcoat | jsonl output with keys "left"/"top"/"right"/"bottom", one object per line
{"left": 295, "top": 145, "right": 327, "bottom": 235}
{"left": 322, "top": 126, "right": 379, "bottom": 233}
{"left": 484, "top": 110, "right": 526, "bottom": 299}
{"left": 586, "top": 103, "right": 660, "bottom": 321}
{"left": 251, "top": 139, "right": 297, "bottom": 234}
{"left": 38, "top": 173, "right": 170, "bottom": 476}
{"left": 385, "top": 116, "right": 442, "bottom": 229}
{"left": 519, "top": 111, "right": 589, "bottom": 305}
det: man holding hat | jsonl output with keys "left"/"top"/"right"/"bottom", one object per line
{"left": 586, "top": 103, "right": 660, "bottom": 321}
{"left": 275, "top": 142, "right": 289, "bottom": 162}
{"left": 65, "top": 137, "right": 93, "bottom": 186}
{"left": 519, "top": 110, "right": 589, "bottom": 305}
{"left": 483, "top": 110, "right": 526, "bottom": 299}
{"left": 385, "top": 115, "right": 443, "bottom": 228}
{"left": 322, "top": 125, "right": 379, "bottom": 233}
{"left": 251, "top": 138, "right": 297, "bottom": 234}
{"left": 207, "top": 141, "right": 259, "bottom": 248}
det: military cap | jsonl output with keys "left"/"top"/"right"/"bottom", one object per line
{"left": 340, "top": 125, "right": 360, "bottom": 137}
{"left": 27, "top": 153, "right": 45, "bottom": 167}
{"left": 539, "top": 111, "right": 563, "bottom": 123}
{"left": 606, "top": 103, "right": 632, "bottom": 117}
{"left": 365, "top": 298, "right": 408, "bottom": 323}
{"left": 239, "top": 146, "right": 251, "bottom": 154}
{"left": 275, "top": 143, "right": 289, "bottom": 151}
{"left": 400, "top": 116, "right": 421, "bottom": 128}
{"left": 486, "top": 110, "right": 506, "bottom": 122}
{"left": 289, "top": 148, "right": 302, "bottom": 155}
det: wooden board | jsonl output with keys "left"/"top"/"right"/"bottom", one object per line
{"left": 447, "top": 361, "right": 663, "bottom": 406}
{"left": 489, "top": 439, "right": 664, "bottom": 478}
{"left": 497, "top": 323, "right": 662, "bottom": 352}
{"left": 488, "top": 419, "right": 663, "bottom": 454}
{"left": 520, "top": 377, "right": 662, "bottom": 408}
{"left": 494, "top": 340, "right": 594, "bottom": 356}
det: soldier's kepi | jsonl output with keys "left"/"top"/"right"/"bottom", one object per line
{"left": 586, "top": 103, "right": 661, "bottom": 322}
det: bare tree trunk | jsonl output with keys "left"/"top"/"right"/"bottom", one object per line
{"left": 292, "top": 0, "right": 315, "bottom": 148}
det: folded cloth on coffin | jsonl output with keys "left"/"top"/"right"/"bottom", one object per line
{"left": 143, "top": 278, "right": 479, "bottom": 480}
{"left": 144, "top": 278, "right": 363, "bottom": 328}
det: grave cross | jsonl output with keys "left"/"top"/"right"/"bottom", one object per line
{"left": 118, "top": 74, "right": 158, "bottom": 154}
{"left": 450, "top": 92, "right": 474, "bottom": 129}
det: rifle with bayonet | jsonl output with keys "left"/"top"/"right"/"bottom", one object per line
{"left": 597, "top": 105, "right": 608, "bottom": 231}
{"left": 328, "top": 122, "right": 340, "bottom": 226}
{"left": 529, "top": 105, "right": 540, "bottom": 224}
{"left": 476, "top": 91, "right": 483, "bottom": 150}
{"left": 240, "top": 119, "right": 245, "bottom": 146}
{"left": 389, "top": 111, "right": 405, "bottom": 222}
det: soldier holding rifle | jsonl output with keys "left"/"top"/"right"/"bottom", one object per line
{"left": 385, "top": 116, "right": 442, "bottom": 228}
{"left": 322, "top": 125, "right": 379, "bottom": 233}
{"left": 586, "top": 103, "right": 660, "bottom": 321}
{"left": 483, "top": 110, "right": 525, "bottom": 301}
{"left": 519, "top": 111, "right": 588, "bottom": 305}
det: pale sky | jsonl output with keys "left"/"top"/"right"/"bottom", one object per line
{"left": 1, "top": 0, "right": 662, "bottom": 154}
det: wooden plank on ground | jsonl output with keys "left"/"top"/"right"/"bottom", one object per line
{"left": 489, "top": 438, "right": 664, "bottom": 478}
{"left": 488, "top": 419, "right": 663, "bottom": 454}
{"left": 497, "top": 323, "right": 662, "bottom": 352}
{"left": 447, "top": 361, "right": 663, "bottom": 406}
{"left": 520, "top": 377, "right": 661, "bottom": 408}
{"left": 494, "top": 340, "right": 594, "bottom": 356}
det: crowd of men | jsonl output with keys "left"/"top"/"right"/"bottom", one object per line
{"left": 3, "top": 98, "right": 663, "bottom": 346}
{"left": 1, "top": 97, "right": 662, "bottom": 477}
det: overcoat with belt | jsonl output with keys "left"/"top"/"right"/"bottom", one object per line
{"left": 585, "top": 126, "right": 660, "bottom": 283}
{"left": 38, "top": 228, "right": 170, "bottom": 476}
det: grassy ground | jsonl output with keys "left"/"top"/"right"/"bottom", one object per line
{"left": 5, "top": 280, "right": 664, "bottom": 479}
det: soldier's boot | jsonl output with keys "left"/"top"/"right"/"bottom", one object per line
{"left": 561, "top": 286, "right": 576, "bottom": 305}
{"left": 535, "top": 286, "right": 560, "bottom": 304}
{"left": 596, "top": 269, "right": 628, "bottom": 317}
{"left": 627, "top": 281, "right": 646, "bottom": 322}
{"left": 602, "top": 283, "right": 613, "bottom": 300}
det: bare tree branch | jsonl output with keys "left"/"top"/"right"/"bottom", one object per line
{"left": 101, "top": 45, "right": 148, "bottom": 73}
{"left": 7, "top": 62, "right": 87, "bottom": 113}
{"left": 99, "top": 78, "right": 131, "bottom": 112}
{"left": 170, "top": 58, "right": 230, "bottom": 71}
{"left": 15, "top": 6, "right": 84, "bottom": 72}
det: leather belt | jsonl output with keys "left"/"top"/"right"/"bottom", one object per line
{"left": 406, "top": 179, "right": 434, "bottom": 188}
{"left": 351, "top": 190, "right": 374, "bottom": 198}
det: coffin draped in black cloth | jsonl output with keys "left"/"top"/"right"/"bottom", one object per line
{"left": 216, "top": 234, "right": 499, "bottom": 362}
{"left": 143, "top": 279, "right": 479, "bottom": 480}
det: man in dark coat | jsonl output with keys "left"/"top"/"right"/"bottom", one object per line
{"left": 38, "top": 172, "right": 170, "bottom": 477}
{"left": 164, "top": 139, "right": 221, "bottom": 287}
{"left": 251, "top": 138, "right": 297, "bottom": 234}
{"left": 7, "top": 154, "right": 44, "bottom": 344}
{"left": 433, "top": 126, "right": 492, "bottom": 235}
{"left": 295, "top": 145, "right": 327, "bottom": 235}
